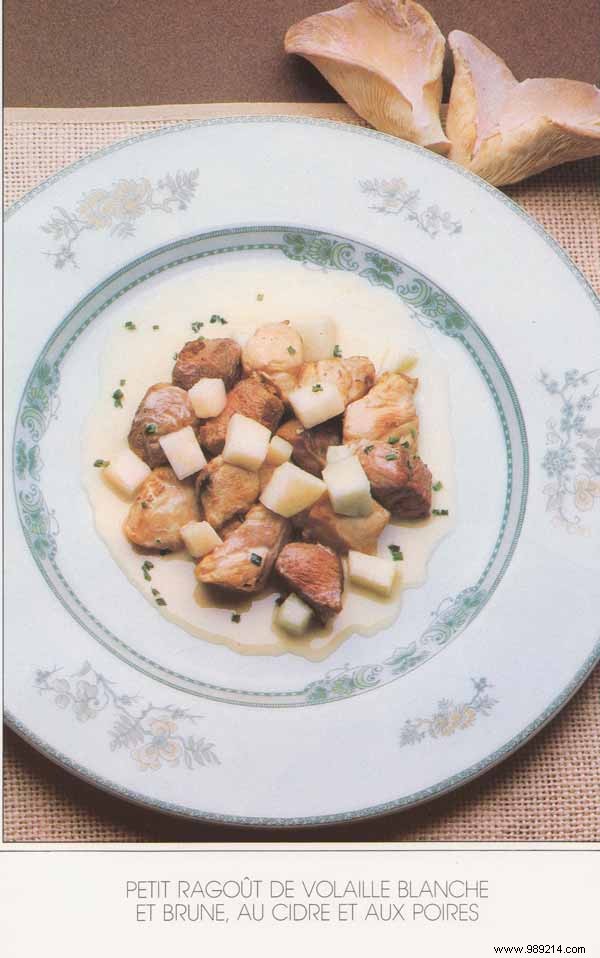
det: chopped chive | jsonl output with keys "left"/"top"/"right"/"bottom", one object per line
{"left": 287, "top": 345, "right": 297, "bottom": 355}
{"left": 250, "top": 552, "right": 263, "bottom": 567}
{"left": 155, "top": 597, "right": 167, "bottom": 607}
{"left": 333, "top": 344, "right": 342, "bottom": 358}
{"left": 257, "top": 293, "right": 264, "bottom": 301}
{"left": 124, "top": 321, "right": 136, "bottom": 331}
{"left": 312, "top": 383, "right": 323, "bottom": 393}
{"left": 141, "top": 500, "right": 150, "bottom": 510}
{"left": 112, "top": 388, "right": 124, "bottom": 408}
{"left": 144, "top": 423, "right": 158, "bottom": 435}
{"left": 210, "top": 314, "right": 227, "bottom": 325}
{"left": 152, "top": 324, "right": 159, "bottom": 330}
{"left": 159, "top": 549, "right": 170, "bottom": 556}
{"left": 432, "top": 508, "right": 449, "bottom": 516}
{"left": 410, "top": 428, "right": 417, "bottom": 439}
{"left": 385, "top": 452, "right": 398, "bottom": 461}
{"left": 172, "top": 352, "right": 179, "bottom": 361}
{"left": 151, "top": 587, "right": 160, "bottom": 596}
{"left": 191, "top": 321, "right": 204, "bottom": 333}
{"left": 93, "top": 459, "right": 110, "bottom": 468}
{"left": 433, "top": 480, "right": 443, "bottom": 492}
{"left": 142, "top": 560, "right": 154, "bottom": 571}
{"left": 119, "top": 378, "right": 126, "bottom": 387}
{"left": 401, "top": 440, "right": 410, "bottom": 448}
{"left": 388, "top": 544, "right": 404, "bottom": 561}
{"left": 388, "top": 435, "right": 400, "bottom": 445}
{"left": 364, "top": 444, "right": 374, "bottom": 454}
{"left": 231, "top": 613, "right": 241, "bottom": 623}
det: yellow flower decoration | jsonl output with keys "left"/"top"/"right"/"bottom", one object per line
{"left": 574, "top": 475, "right": 600, "bottom": 512}
{"left": 132, "top": 718, "right": 183, "bottom": 771}
{"left": 76, "top": 189, "right": 114, "bottom": 230}
{"left": 108, "top": 178, "right": 152, "bottom": 220}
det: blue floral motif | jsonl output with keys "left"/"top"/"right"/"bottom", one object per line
{"left": 540, "top": 368, "right": 600, "bottom": 533}
{"left": 359, "top": 177, "right": 462, "bottom": 238}
{"left": 34, "top": 662, "right": 220, "bottom": 772}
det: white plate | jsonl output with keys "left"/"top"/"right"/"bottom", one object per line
{"left": 5, "top": 117, "right": 600, "bottom": 826}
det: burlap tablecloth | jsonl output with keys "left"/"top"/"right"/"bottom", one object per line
{"left": 4, "top": 104, "right": 599, "bottom": 842}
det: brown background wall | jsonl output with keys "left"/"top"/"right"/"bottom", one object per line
{"left": 5, "top": 0, "right": 600, "bottom": 107}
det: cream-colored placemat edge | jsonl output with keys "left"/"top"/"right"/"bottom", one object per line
{"left": 4, "top": 103, "right": 364, "bottom": 124}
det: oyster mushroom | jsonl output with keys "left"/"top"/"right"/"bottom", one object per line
{"left": 285, "top": 0, "right": 449, "bottom": 153}
{"left": 446, "top": 30, "right": 600, "bottom": 186}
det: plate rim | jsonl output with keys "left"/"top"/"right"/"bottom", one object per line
{"left": 5, "top": 642, "right": 599, "bottom": 828}
{"left": 5, "top": 114, "right": 600, "bottom": 827}
{"left": 5, "top": 114, "right": 600, "bottom": 318}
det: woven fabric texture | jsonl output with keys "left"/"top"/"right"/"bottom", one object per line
{"left": 4, "top": 105, "right": 599, "bottom": 842}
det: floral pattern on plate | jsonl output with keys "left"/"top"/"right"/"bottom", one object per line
{"left": 540, "top": 368, "right": 600, "bottom": 534}
{"left": 34, "top": 661, "right": 220, "bottom": 772}
{"left": 359, "top": 177, "right": 462, "bottom": 238}
{"left": 42, "top": 171, "right": 199, "bottom": 269}
{"left": 399, "top": 678, "right": 497, "bottom": 746}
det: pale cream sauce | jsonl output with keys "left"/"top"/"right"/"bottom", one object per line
{"left": 82, "top": 257, "right": 455, "bottom": 661}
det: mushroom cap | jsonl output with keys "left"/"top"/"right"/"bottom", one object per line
{"left": 447, "top": 30, "right": 600, "bottom": 186}
{"left": 285, "top": 0, "right": 449, "bottom": 153}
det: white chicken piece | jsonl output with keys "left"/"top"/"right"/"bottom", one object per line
{"left": 242, "top": 321, "right": 304, "bottom": 400}
{"left": 298, "top": 356, "right": 375, "bottom": 406}
{"left": 343, "top": 372, "right": 420, "bottom": 446}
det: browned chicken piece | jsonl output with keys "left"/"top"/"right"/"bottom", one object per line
{"left": 242, "top": 321, "right": 304, "bottom": 400}
{"left": 195, "top": 456, "right": 260, "bottom": 529}
{"left": 343, "top": 372, "right": 419, "bottom": 447}
{"left": 124, "top": 467, "right": 199, "bottom": 551}
{"left": 198, "top": 373, "right": 285, "bottom": 456}
{"left": 299, "top": 356, "right": 376, "bottom": 405}
{"left": 276, "top": 417, "right": 341, "bottom": 476}
{"left": 357, "top": 443, "right": 432, "bottom": 518}
{"left": 219, "top": 516, "right": 244, "bottom": 539}
{"left": 294, "top": 494, "right": 390, "bottom": 555}
{"left": 195, "top": 504, "right": 291, "bottom": 593}
{"left": 128, "top": 383, "right": 196, "bottom": 468}
{"left": 275, "top": 542, "right": 344, "bottom": 623}
{"left": 172, "top": 337, "right": 241, "bottom": 391}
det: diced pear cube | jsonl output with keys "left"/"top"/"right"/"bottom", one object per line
{"left": 277, "top": 593, "right": 313, "bottom": 636}
{"left": 289, "top": 383, "right": 345, "bottom": 429}
{"left": 188, "top": 378, "right": 227, "bottom": 419}
{"left": 326, "top": 444, "right": 353, "bottom": 465}
{"left": 323, "top": 455, "right": 374, "bottom": 517}
{"left": 348, "top": 551, "right": 398, "bottom": 596}
{"left": 222, "top": 413, "right": 271, "bottom": 471}
{"left": 260, "top": 461, "right": 326, "bottom": 517}
{"left": 378, "top": 344, "right": 419, "bottom": 375}
{"left": 104, "top": 450, "right": 151, "bottom": 499}
{"left": 293, "top": 316, "right": 337, "bottom": 362}
{"left": 266, "top": 435, "right": 293, "bottom": 466}
{"left": 158, "top": 426, "right": 207, "bottom": 479}
{"left": 181, "top": 520, "right": 223, "bottom": 558}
